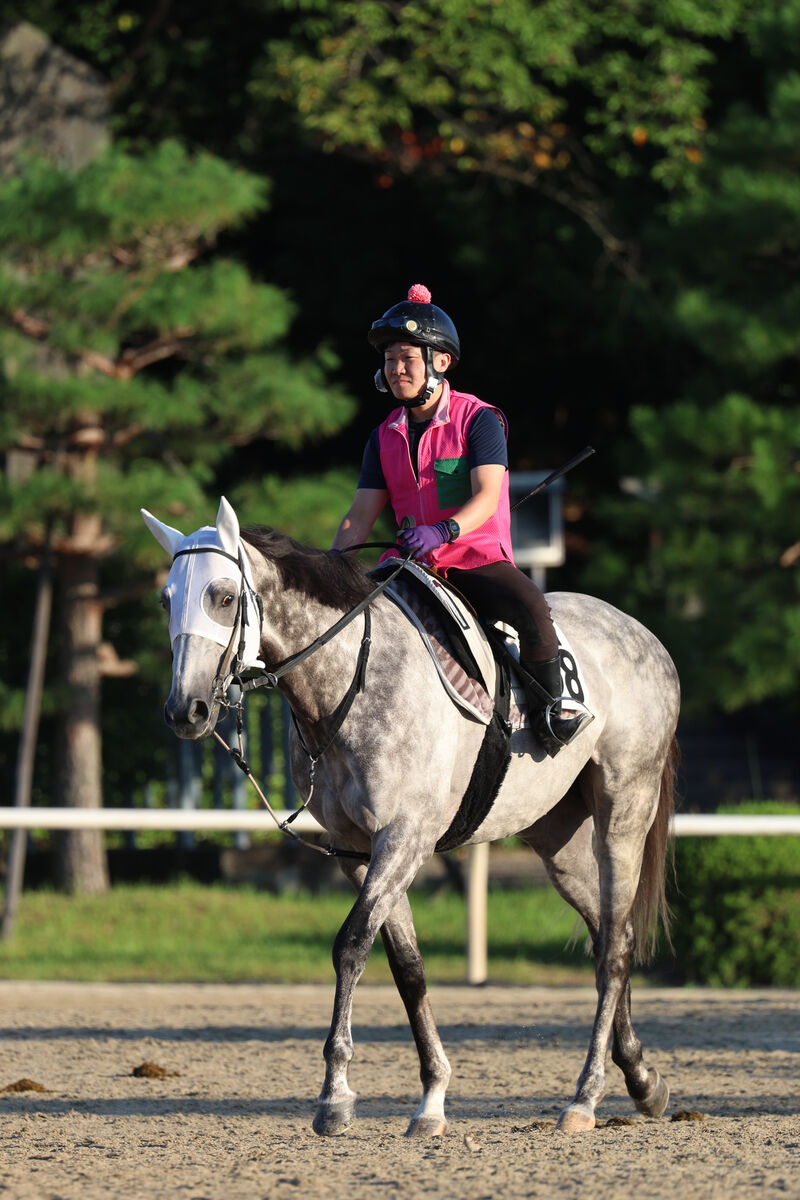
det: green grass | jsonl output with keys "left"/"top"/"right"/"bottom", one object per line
{"left": 0, "top": 882, "right": 600, "bottom": 985}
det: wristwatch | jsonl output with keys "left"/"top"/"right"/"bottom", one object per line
{"left": 444, "top": 518, "right": 460, "bottom": 543}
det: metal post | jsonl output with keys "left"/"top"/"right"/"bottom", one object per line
{"left": 260, "top": 692, "right": 275, "bottom": 781}
{"left": 281, "top": 695, "right": 296, "bottom": 807}
{"left": 466, "top": 842, "right": 489, "bottom": 985}
{"left": 2, "top": 532, "right": 53, "bottom": 941}
{"left": 176, "top": 740, "right": 201, "bottom": 850}
{"left": 529, "top": 564, "right": 546, "bottom": 590}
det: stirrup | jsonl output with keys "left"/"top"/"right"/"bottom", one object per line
{"left": 548, "top": 702, "right": 594, "bottom": 745}
{"left": 535, "top": 699, "right": 594, "bottom": 757}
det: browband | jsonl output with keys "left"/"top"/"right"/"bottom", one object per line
{"left": 172, "top": 546, "right": 241, "bottom": 567}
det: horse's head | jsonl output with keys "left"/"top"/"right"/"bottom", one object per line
{"left": 141, "top": 496, "right": 264, "bottom": 739}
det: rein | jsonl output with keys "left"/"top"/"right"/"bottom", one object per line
{"left": 238, "top": 544, "right": 408, "bottom": 692}
{"left": 185, "top": 540, "right": 413, "bottom": 862}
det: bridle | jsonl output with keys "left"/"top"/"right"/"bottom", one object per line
{"left": 170, "top": 539, "right": 413, "bottom": 860}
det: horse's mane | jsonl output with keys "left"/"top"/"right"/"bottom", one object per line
{"left": 241, "top": 526, "right": 375, "bottom": 608}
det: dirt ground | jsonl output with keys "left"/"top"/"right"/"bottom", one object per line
{"left": 0, "top": 982, "right": 797, "bottom": 1200}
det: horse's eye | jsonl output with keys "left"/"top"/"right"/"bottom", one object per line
{"left": 221, "top": 594, "right": 235, "bottom": 608}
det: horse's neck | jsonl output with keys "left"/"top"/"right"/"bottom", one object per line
{"left": 257, "top": 574, "right": 368, "bottom": 724}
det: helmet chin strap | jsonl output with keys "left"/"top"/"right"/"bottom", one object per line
{"left": 373, "top": 346, "right": 445, "bottom": 407}
{"left": 412, "top": 346, "right": 446, "bottom": 406}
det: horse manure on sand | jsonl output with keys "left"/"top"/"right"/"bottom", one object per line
{"left": 131, "top": 1062, "right": 180, "bottom": 1079}
{"left": 0, "top": 1079, "right": 52, "bottom": 1094}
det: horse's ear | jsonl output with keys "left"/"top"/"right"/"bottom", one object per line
{"left": 216, "top": 496, "right": 240, "bottom": 557}
{"left": 141, "top": 509, "right": 184, "bottom": 557}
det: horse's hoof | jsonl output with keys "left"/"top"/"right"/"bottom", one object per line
{"left": 312, "top": 1097, "right": 356, "bottom": 1137}
{"left": 405, "top": 1117, "right": 448, "bottom": 1138}
{"left": 556, "top": 1104, "right": 596, "bottom": 1133}
{"left": 633, "top": 1069, "right": 669, "bottom": 1119}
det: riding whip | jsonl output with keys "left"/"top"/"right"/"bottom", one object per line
{"left": 510, "top": 445, "right": 595, "bottom": 512}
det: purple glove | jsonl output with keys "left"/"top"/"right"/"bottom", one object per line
{"left": 397, "top": 521, "right": 450, "bottom": 560}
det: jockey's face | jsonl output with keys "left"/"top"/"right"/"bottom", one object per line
{"left": 383, "top": 343, "right": 451, "bottom": 408}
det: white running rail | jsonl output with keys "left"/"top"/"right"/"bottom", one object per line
{"left": 1, "top": 809, "right": 798, "bottom": 834}
{"left": 0, "top": 807, "right": 324, "bottom": 832}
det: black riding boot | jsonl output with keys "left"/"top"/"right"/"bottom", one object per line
{"left": 523, "top": 655, "right": 594, "bottom": 757}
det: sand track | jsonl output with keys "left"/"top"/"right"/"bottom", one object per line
{"left": 0, "top": 983, "right": 797, "bottom": 1199}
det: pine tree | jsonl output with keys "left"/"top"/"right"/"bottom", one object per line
{"left": 0, "top": 141, "right": 354, "bottom": 891}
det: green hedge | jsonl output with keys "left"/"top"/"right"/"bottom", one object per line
{"left": 666, "top": 802, "right": 800, "bottom": 987}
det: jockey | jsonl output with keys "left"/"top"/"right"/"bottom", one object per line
{"left": 332, "top": 283, "right": 592, "bottom": 753}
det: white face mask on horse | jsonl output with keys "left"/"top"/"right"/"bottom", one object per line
{"left": 141, "top": 496, "right": 264, "bottom": 674}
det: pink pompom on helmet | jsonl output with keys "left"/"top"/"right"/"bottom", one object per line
{"left": 407, "top": 283, "right": 432, "bottom": 304}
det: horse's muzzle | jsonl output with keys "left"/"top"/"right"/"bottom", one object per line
{"left": 164, "top": 634, "right": 223, "bottom": 739}
{"left": 164, "top": 694, "right": 214, "bottom": 739}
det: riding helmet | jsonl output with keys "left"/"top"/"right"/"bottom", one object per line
{"left": 368, "top": 284, "right": 460, "bottom": 364}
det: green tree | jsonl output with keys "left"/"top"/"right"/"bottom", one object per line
{"left": 0, "top": 140, "right": 353, "bottom": 890}
{"left": 585, "top": 396, "right": 800, "bottom": 713}
{"left": 254, "top": 0, "right": 750, "bottom": 273}
{"left": 585, "top": 5, "right": 800, "bottom": 713}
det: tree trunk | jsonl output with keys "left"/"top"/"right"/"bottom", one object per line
{"left": 54, "top": 541, "right": 109, "bottom": 894}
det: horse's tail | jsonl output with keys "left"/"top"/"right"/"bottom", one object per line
{"left": 632, "top": 734, "right": 679, "bottom": 963}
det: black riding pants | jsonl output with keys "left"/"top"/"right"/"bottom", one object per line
{"left": 447, "top": 560, "right": 559, "bottom": 678}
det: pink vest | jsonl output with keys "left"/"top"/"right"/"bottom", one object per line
{"left": 377, "top": 383, "right": 515, "bottom": 572}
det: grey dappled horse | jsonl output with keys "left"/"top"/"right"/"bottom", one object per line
{"left": 143, "top": 498, "right": 680, "bottom": 1137}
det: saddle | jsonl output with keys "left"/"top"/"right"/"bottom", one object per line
{"left": 370, "top": 560, "right": 589, "bottom": 731}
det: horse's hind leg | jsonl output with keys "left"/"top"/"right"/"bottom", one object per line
{"left": 525, "top": 775, "right": 669, "bottom": 1131}
{"left": 313, "top": 838, "right": 446, "bottom": 1138}
{"left": 611, "top": 981, "right": 669, "bottom": 1118}
{"left": 562, "top": 769, "right": 668, "bottom": 1132}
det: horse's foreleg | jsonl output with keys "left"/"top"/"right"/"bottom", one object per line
{"left": 328, "top": 859, "right": 451, "bottom": 1137}
{"left": 312, "top": 837, "right": 427, "bottom": 1138}
{"left": 312, "top": 891, "right": 366, "bottom": 1137}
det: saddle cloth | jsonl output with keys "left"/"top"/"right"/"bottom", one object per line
{"left": 375, "top": 561, "right": 589, "bottom": 728}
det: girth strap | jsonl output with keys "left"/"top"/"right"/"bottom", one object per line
{"left": 434, "top": 655, "right": 512, "bottom": 854}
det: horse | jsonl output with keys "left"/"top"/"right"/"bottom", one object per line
{"left": 142, "top": 497, "right": 680, "bottom": 1137}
